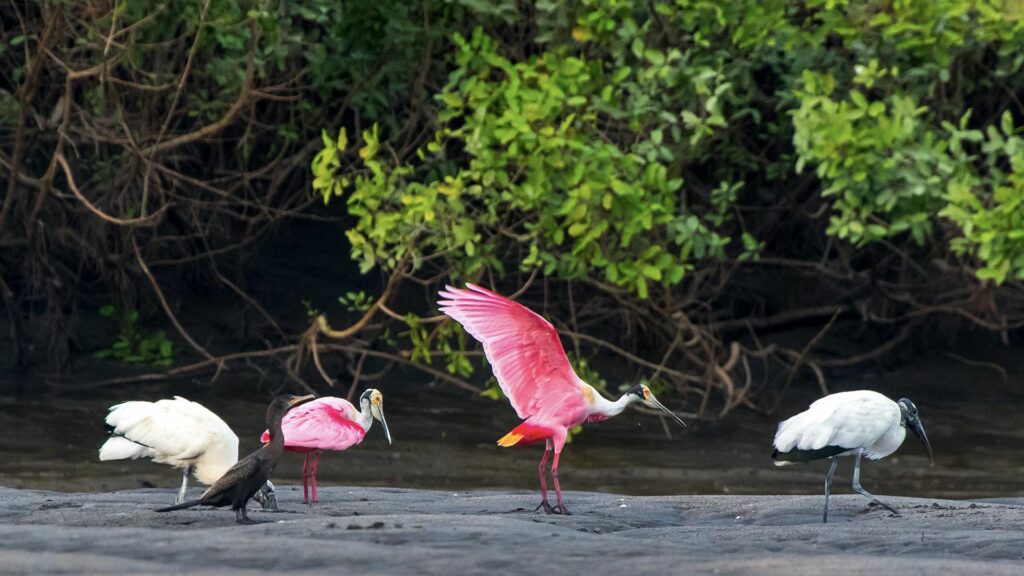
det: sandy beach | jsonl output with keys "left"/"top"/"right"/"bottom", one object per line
{"left": 1, "top": 485, "right": 1021, "bottom": 575}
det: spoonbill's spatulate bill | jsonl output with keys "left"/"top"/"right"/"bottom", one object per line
{"left": 439, "top": 283, "right": 687, "bottom": 515}
{"left": 99, "top": 396, "right": 240, "bottom": 505}
{"left": 772, "top": 390, "right": 932, "bottom": 523}
{"left": 156, "top": 394, "right": 314, "bottom": 524}
{"left": 261, "top": 390, "right": 392, "bottom": 504}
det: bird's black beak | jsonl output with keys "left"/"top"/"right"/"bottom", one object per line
{"left": 643, "top": 394, "right": 687, "bottom": 429}
{"left": 908, "top": 415, "right": 933, "bottom": 465}
{"left": 287, "top": 394, "right": 316, "bottom": 408}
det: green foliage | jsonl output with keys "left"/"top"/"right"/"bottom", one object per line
{"left": 941, "top": 112, "right": 1024, "bottom": 283}
{"left": 403, "top": 313, "right": 432, "bottom": 364}
{"left": 313, "top": 20, "right": 760, "bottom": 300}
{"left": 93, "top": 306, "right": 175, "bottom": 367}
{"left": 338, "top": 290, "right": 374, "bottom": 313}
{"left": 305, "top": 0, "right": 1024, "bottom": 413}
{"left": 792, "top": 73, "right": 939, "bottom": 245}
{"left": 788, "top": 1, "right": 1024, "bottom": 282}
{"left": 312, "top": 0, "right": 1024, "bottom": 301}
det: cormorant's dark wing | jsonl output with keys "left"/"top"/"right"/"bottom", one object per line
{"left": 200, "top": 452, "right": 263, "bottom": 502}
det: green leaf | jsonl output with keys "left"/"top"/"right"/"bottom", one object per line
{"left": 568, "top": 222, "right": 588, "bottom": 237}
{"left": 1001, "top": 110, "right": 1015, "bottom": 135}
{"left": 641, "top": 264, "right": 662, "bottom": 281}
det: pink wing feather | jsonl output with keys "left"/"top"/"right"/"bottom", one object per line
{"left": 438, "top": 283, "right": 584, "bottom": 420}
{"left": 261, "top": 397, "right": 366, "bottom": 451}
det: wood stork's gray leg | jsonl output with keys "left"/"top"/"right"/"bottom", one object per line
{"left": 851, "top": 449, "right": 900, "bottom": 516}
{"left": 175, "top": 466, "right": 193, "bottom": 505}
{"left": 822, "top": 456, "right": 839, "bottom": 523}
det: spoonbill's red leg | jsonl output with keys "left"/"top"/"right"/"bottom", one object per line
{"left": 310, "top": 451, "right": 323, "bottom": 504}
{"left": 550, "top": 450, "right": 571, "bottom": 515}
{"left": 301, "top": 452, "right": 312, "bottom": 504}
{"left": 534, "top": 439, "right": 554, "bottom": 513}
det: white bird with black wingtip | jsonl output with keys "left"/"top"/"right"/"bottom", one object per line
{"left": 99, "top": 396, "right": 277, "bottom": 509}
{"left": 771, "top": 390, "right": 933, "bottom": 523}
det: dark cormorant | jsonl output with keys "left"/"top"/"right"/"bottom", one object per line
{"left": 156, "top": 393, "right": 315, "bottom": 524}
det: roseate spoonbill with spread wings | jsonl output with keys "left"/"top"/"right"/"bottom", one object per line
{"left": 772, "top": 390, "right": 932, "bottom": 523}
{"left": 438, "top": 283, "right": 687, "bottom": 515}
{"left": 157, "top": 394, "right": 314, "bottom": 524}
{"left": 100, "top": 396, "right": 241, "bottom": 505}
{"left": 262, "top": 390, "right": 392, "bottom": 504}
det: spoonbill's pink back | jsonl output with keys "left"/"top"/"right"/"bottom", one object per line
{"left": 262, "top": 397, "right": 366, "bottom": 451}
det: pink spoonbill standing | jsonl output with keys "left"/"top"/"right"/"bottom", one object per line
{"left": 261, "top": 390, "right": 392, "bottom": 504}
{"left": 438, "top": 283, "right": 687, "bottom": 515}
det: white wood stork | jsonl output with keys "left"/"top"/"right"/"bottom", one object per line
{"left": 772, "top": 390, "right": 932, "bottom": 523}
{"left": 99, "top": 396, "right": 274, "bottom": 507}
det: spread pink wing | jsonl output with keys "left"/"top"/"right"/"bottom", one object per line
{"left": 438, "top": 283, "right": 583, "bottom": 420}
{"left": 261, "top": 398, "right": 366, "bottom": 451}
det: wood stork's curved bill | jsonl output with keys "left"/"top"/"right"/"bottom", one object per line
{"left": 909, "top": 418, "right": 933, "bottom": 464}
{"left": 642, "top": 393, "right": 688, "bottom": 429}
{"left": 898, "top": 398, "right": 932, "bottom": 464}
{"left": 370, "top": 403, "right": 393, "bottom": 445}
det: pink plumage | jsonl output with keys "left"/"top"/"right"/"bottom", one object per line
{"left": 261, "top": 394, "right": 389, "bottom": 505}
{"left": 261, "top": 397, "right": 366, "bottom": 451}
{"left": 438, "top": 284, "right": 609, "bottom": 515}
{"left": 437, "top": 283, "right": 588, "bottom": 428}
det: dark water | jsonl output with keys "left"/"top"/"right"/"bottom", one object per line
{"left": 1, "top": 351, "right": 1022, "bottom": 500}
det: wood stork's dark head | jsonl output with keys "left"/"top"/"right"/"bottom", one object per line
{"left": 897, "top": 398, "right": 932, "bottom": 464}
{"left": 625, "top": 384, "right": 687, "bottom": 429}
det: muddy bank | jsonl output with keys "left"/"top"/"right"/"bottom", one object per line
{"left": 0, "top": 487, "right": 1021, "bottom": 575}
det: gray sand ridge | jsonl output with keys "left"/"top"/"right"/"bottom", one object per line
{"left": 0, "top": 486, "right": 1021, "bottom": 575}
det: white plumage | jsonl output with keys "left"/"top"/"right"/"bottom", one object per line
{"left": 773, "top": 390, "right": 905, "bottom": 463}
{"left": 99, "top": 397, "right": 239, "bottom": 501}
{"left": 771, "top": 390, "right": 932, "bottom": 523}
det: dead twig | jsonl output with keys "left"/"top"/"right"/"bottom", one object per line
{"left": 131, "top": 236, "right": 216, "bottom": 362}
{"left": 56, "top": 153, "right": 169, "bottom": 226}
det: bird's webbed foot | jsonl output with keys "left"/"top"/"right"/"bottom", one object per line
{"left": 235, "top": 507, "right": 268, "bottom": 525}
{"left": 550, "top": 503, "right": 572, "bottom": 516}
{"left": 867, "top": 501, "right": 901, "bottom": 517}
{"left": 534, "top": 500, "right": 554, "bottom": 514}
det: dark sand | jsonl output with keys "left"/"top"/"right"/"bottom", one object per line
{"left": 1, "top": 486, "right": 1021, "bottom": 575}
